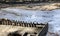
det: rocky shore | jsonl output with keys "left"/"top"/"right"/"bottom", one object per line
{"left": 0, "top": 2, "right": 60, "bottom": 11}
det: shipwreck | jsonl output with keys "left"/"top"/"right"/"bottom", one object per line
{"left": 0, "top": 18, "right": 48, "bottom": 36}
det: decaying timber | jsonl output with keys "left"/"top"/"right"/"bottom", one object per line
{"left": 0, "top": 18, "right": 48, "bottom": 36}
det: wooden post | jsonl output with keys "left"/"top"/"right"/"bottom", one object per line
{"left": 1, "top": 19, "right": 4, "bottom": 25}
{"left": 26, "top": 23, "right": 28, "bottom": 27}
{"left": 22, "top": 21, "right": 24, "bottom": 27}
{"left": 7, "top": 20, "right": 8, "bottom": 25}
{"left": 29, "top": 24, "right": 31, "bottom": 27}
{"left": 19, "top": 21, "right": 21, "bottom": 26}
{"left": 2, "top": 20, "right": 3, "bottom": 25}
{"left": 4, "top": 20, "right": 6, "bottom": 25}
{"left": 33, "top": 22, "right": 34, "bottom": 27}
{"left": 30, "top": 22, "right": 32, "bottom": 27}
{"left": 18, "top": 21, "right": 20, "bottom": 26}
{"left": 24, "top": 23, "right": 26, "bottom": 27}
{"left": 15, "top": 20, "right": 17, "bottom": 26}
{"left": 8, "top": 20, "right": 9, "bottom": 25}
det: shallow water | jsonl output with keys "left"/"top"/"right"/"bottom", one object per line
{"left": 0, "top": 8, "right": 60, "bottom": 36}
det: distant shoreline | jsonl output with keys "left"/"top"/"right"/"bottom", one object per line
{"left": 0, "top": 2, "right": 60, "bottom": 11}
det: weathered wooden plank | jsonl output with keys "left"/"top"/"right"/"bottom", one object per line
{"left": 0, "top": 18, "right": 48, "bottom": 36}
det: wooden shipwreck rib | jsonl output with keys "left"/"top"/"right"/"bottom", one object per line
{"left": 0, "top": 18, "right": 48, "bottom": 36}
